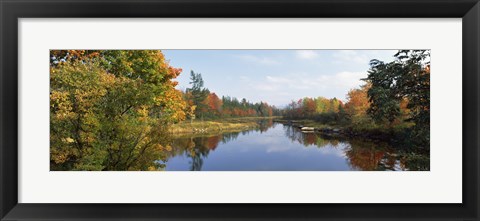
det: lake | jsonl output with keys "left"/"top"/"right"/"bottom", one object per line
{"left": 163, "top": 120, "right": 427, "bottom": 171}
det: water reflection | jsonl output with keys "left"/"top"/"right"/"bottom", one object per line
{"left": 166, "top": 120, "right": 275, "bottom": 170}
{"left": 168, "top": 136, "right": 219, "bottom": 171}
{"left": 164, "top": 121, "right": 429, "bottom": 171}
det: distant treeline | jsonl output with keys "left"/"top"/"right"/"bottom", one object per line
{"left": 182, "top": 71, "right": 280, "bottom": 120}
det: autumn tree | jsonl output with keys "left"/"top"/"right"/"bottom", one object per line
{"left": 303, "top": 98, "right": 316, "bottom": 118}
{"left": 345, "top": 84, "right": 371, "bottom": 125}
{"left": 50, "top": 50, "right": 186, "bottom": 171}
{"left": 283, "top": 96, "right": 346, "bottom": 124}
{"left": 315, "top": 97, "right": 330, "bottom": 113}
{"left": 204, "top": 92, "right": 223, "bottom": 117}
{"left": 220, "top": 96, "right": 275, "bottom": 118}
{"left": 257, "top": 102, "right": 273, "bottom": 117}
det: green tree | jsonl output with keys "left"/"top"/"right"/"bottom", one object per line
{"left": 365, "top": 50, "right": 430, "bottom": 148}
{"left": 365, "top": 59, "right": 401, "bottom": 125}
{"left": 186, "top": 70, "right": 210, "bottom": 117}
{"left": 394, "top": 50, "right": 430, "bottom": 147}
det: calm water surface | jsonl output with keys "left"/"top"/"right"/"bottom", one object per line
{"left": 163, "top": 121, "right": 423, "bottom": 171}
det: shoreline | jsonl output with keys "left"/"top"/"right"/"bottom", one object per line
{"left": 275, "top": 118, "right": 422, "bottom": 150}
{"left": 170, "top": 116, "right": 279, "bottom": 135}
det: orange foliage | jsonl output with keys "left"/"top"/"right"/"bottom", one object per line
{"left": 345, "top": 85, "right": 370, "bottom": 117}
{"left": 205, "top": 136, "right": 222, "bottom": 150}
{"left": 346, "top": 147, "right": 386, "bottom": 170}
{"left": 205, "top": 93, "right": 223, "bottom": 114}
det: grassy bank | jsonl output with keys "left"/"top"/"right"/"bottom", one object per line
{"left": 170, "top": 116, "right": 280, "bottom": 134}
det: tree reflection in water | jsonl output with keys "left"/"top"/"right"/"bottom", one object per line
{"left": 283, "top": 125, "right": 428, "bottom": 170}
{"left": 165, "top": 121, "right": 429, "bottom": 171}
{"left": 168, "top": 132, "right": 242, "bottom": 170}
{"left": 284, "top": 126, "right": 393, "bottom": 170}
{"left": 166, "top": 119, "right": 275, "bottom": 171}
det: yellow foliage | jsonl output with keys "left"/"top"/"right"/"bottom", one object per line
{"left": 50, "top": 50, "right": 184, "bottom": 171}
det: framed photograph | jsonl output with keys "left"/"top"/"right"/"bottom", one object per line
{"left": 1, "top": 0, "right": 478, "bottom": 220}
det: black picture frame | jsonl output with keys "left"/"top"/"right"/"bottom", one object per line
{"left": 1, "top": 0, "right": 479, "bottom": 220}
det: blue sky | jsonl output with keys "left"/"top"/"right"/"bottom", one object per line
{"left": 163, "top": 50, "right": 396, "bottom": 107}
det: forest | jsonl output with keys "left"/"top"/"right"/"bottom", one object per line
{"left": 282, "top": 50, "right": 430, "bottom": 152}
{"left": 50, "top": 50, "right": 429, "bottom": 171}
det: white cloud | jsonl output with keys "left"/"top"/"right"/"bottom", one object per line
{"left": 329, "top": 71, "right": 367, "bottom": 88}
{"left": 332, "top": 50, "right": 370, "bottom": 64}
{"left": 263, "top": 72, "right": 364, "bottom": 90}
{"left": 236, "top": 54, "right": 280, "bottom": 65}
{"left": 265, "top": 76, "right": 290, "bottom": 84}
{"left": 253, "top": 83, "right": 280, "bottom": 92}
{"left": 295, "top": 50, "right": 319, "bottom": 60}
{"left": 239, "top": 75, "right": 250, "bottom": 81}
{"left": 248, "top": 71, "right": 366, "bottom": 103}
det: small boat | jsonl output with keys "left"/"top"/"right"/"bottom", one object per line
{"left": 301, "top": 130, "right": 315, "bottom": 133}
{"left": 301, "top": 127, "right": 315, "bottom": 131}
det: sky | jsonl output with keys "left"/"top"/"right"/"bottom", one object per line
{"left": 162, "top": 50, "right": 397, "bottom": 107}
